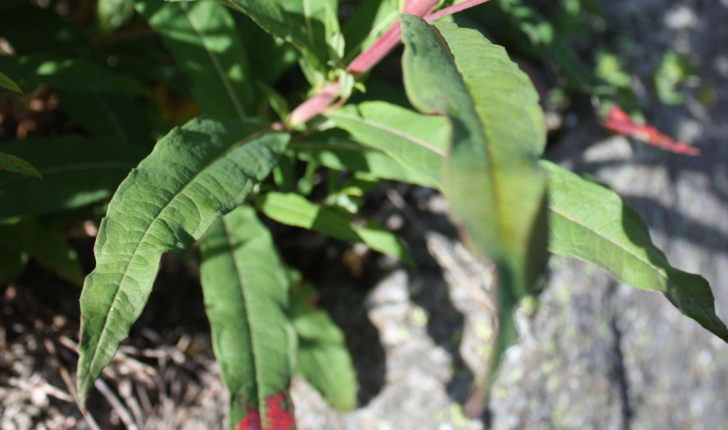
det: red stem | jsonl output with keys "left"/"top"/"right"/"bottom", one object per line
{"left": 283, "top": 0, "right": 490, "bottom": 128}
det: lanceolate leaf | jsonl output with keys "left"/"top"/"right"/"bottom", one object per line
{"left": 0, "top": 151, "right": 42, "bottom": 179}
{"left": 292, "top": 131, "right": 437, "bottom": 187}
{"left": 200, "top": 206, "right": 296, "bottom": 430}
{"left": 289, "top": 277, "right": 356, "bottom": 411}
{"left": 341, "top": 0, "right": 397, "bottom": 60}
{"left": 222, "top": 0, "right": 335, "bottom": 71}
{"left": 544, "top": 161, "right": 728, "bottom": 342}
{"left": 400, "top": 15, "right": 548, "bottom": 380}
{"left": 256, "top": 192, "right": 412, "bottom": 264}
{"left": 59, "top": 93, "right": 153, "bottom": 148}
{"left": 326, "top": 102, "right": 448, "bottom": 187}
{"left": 0, "top": 71, "right": 21, "bottom": 93}
{"left": 76, "top": 118, "right": 289, "bottom": 404}
{"left": 0, "top": 53, "right": 146, "bottom": 94}
{"left": 135, "top": 0, "right": 254, "bottom": 118}
{"left": 0, "top": 137, "right": 147, "bottom": 218}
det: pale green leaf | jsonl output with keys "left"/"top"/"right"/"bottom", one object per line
{"left": 256, "top": 191, "right": 412, "bottom": 264}
{"left": 543, "top": 161, "right": 728, "bottom": 342}
{"left": 0, "top": 70, "right": 21, "bottom": 93}
{"left": 97, "top": 0, "right": 135, "bottom": 32}
{"left": 326, "top": 102, "right": 448, "bottom": 187}
{"left": 400, "top": 15, "right": 548, "bottom": 394}
{"left": 290, "top": 277, "right": 356, "bottom": 411}
{"left": 292, "top": 129, "right": 438, "bottom": 187}
{"left": 76, "top": 118, "right": 289, "bottom": 404}
{"left": 0, "top": 137, "right": 147, "bottom": 218}
{"left": 135, "top": 0, "right": 254, "bottom": 118}
{"left": 200, "top": 205, "right": 296, "bottom": 429}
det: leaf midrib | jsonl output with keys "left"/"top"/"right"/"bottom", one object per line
{"left": 179, "top": 2, "right": 247, "bottom": 119}
{"left": 221, "top": 215, "right": 264, "bottom": 424}
{"left": 330, "top": 110, "right": 447, "bottom": 156}
{"left": 81, "top": 129, "right": 268, "bottom": 387}
{"left": 550, "top": 205, "right": 725, "bottom": 336}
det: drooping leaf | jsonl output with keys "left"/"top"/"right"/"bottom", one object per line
{"left": 289, "top": 274, "right": 356, "bottom": 411}
{"left": 256, "top": 191, "right": 412, "bottom": 264}
{"left": 326, "top": 102, "right": 448, "bottom": 187}
{"left": 543, "top": 160, "right": 728, "bottom": 342}
{"left": 292, "top": 132, "right": 437, "bottom": 188}
{"left": 97, "top": 0, "right": 135, "bottom": 32}
{"left": 0, "top": 137, "right": 147, "bottom": 218}
{"left": 59, "top": 93, "right": 153, "bottom": 148}
{"left": 221, "top": 0, "right": 335, "bottom": 72}
{"left": 0, "top": 71, "right": 21, "bottom": 93}
{"left": 0, "top": 53, "right": 146, "bottom": 94}
{"left": 0, "top": 151, "right": 42, "bottom": 179}
{"left": 76, "top": 118, "right": 289, "bottom": 404}
{"left": 200, "top": 205, "right": 296, "bottom": 430}
{"left": 400, "top": 15, "right": 548, "bottom": 398}
{"left": 135, "top": 0, "right": 255, "bottom": 118}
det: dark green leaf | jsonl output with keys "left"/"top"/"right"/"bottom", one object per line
{"left": 0, "top": 53, "right": 146, "bottom": 94}
{"left": 135, "top": 0, "right": 255, "bottom": 118}
{"left": 200, "top": 205, "right": 296, "bottom": 429}
{"left": 342, "top": 0, "right": 397, "bottom": 61}
{"left": 76, "top": 118, "right": 289, "bottom": 404}
{"left": 544, "top": 160, "right": 728, "bottom": 342}
{"left": 256, "top": 191, "right": 412, "bottom": 264}
{"left": 0, "top": 137, "right": 147, "bottom": 218}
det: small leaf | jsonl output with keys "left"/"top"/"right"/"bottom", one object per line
{"left": 135, "top": 0, "right": 255, "bottom": 118}
{"left": 0, "top": 137, "right": 148, "bottom": 218}
{"left": 0, "top": 53, "right": 146, "bottom": 94}
{"left": 200, "top": 206, "right": 296, "bottom": 429}
{"left": 0, "top": 70, "right": 22, "bottom": 93}
{"left": 0, "top": 151, "right": 42, "bottom": 179}
{"left": 400, "top": 15, "right": 548, "bottom": 405}
{"left": 97, "top": 0, "right": 135, "bottom": 32}
{"left": 76, "top": 118, "right": 289, "bottom": 405}
{"left": 543, "top": 160, "right": 728, "bottom": 342}
{"left": 289, "top": 275, "right": 356, "bottom": 411}
{"left": 256, "top": 192, "right": 412, "bottom": 264}
{"left": 326, "top": 102, "right": 448, "bottom": 187}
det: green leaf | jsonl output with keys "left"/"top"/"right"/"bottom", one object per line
{"left": 0, "top": 151, "right": 42, "bottom": 179}
{"left": 222, "top": 0, "right": 335, "bottom": 72}
{"left": 256, "top": 191, "right": 412, "bottom": 264}
{"left": 234, "top": 13, "right": 298, "bottom": 86}
{"left": 341, "top": 0, "right": 397, "bottom": 61}
{"left": 292, "top": 135, "right": 436, "bottom": 187}
{"left": 200, "top": 205, "right": 296, "bottom": 429}
{"left": 0, "top": 137, "right": 148, "bottom": 218}
{"left": 0, "top": 53, "right": 146, "bottom": 94}
{"left": 326, "top": 102, "right": 448, "bottom": 187}
{"left": 59, "top": 93, "right": 153, "bottom": 147}
{"left": 0, "top": 71, "right": 21, "bottom": 93}
{"left": 543, "top": 161, "right": 728, "bottom": 342}
{"left": 0, "top": 226, "right": 27, "bottom": 284}
{"left": 97, "top": 0, "right": 135, "bottom": 32}
{"left": 400, "top": 15, "right": 548, "bottom": 390}
{"left": 76, "top": 118, "right": 289, "bottom": 404}
{"left": 135, "top": 0, "right": 255, "bottom": 118}
{"left": 289, "top": 275, "right": 356, "bottom": 411}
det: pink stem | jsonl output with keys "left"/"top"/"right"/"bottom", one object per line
{"left": 424, "top": 0, "right": 491, "bottom": 22}
{"left": 284, "top": 0, "right": 489, "bottom": 128}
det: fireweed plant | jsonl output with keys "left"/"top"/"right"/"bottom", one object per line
{"left": 0, "top": 0, "right": 723, "bottom": 428}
